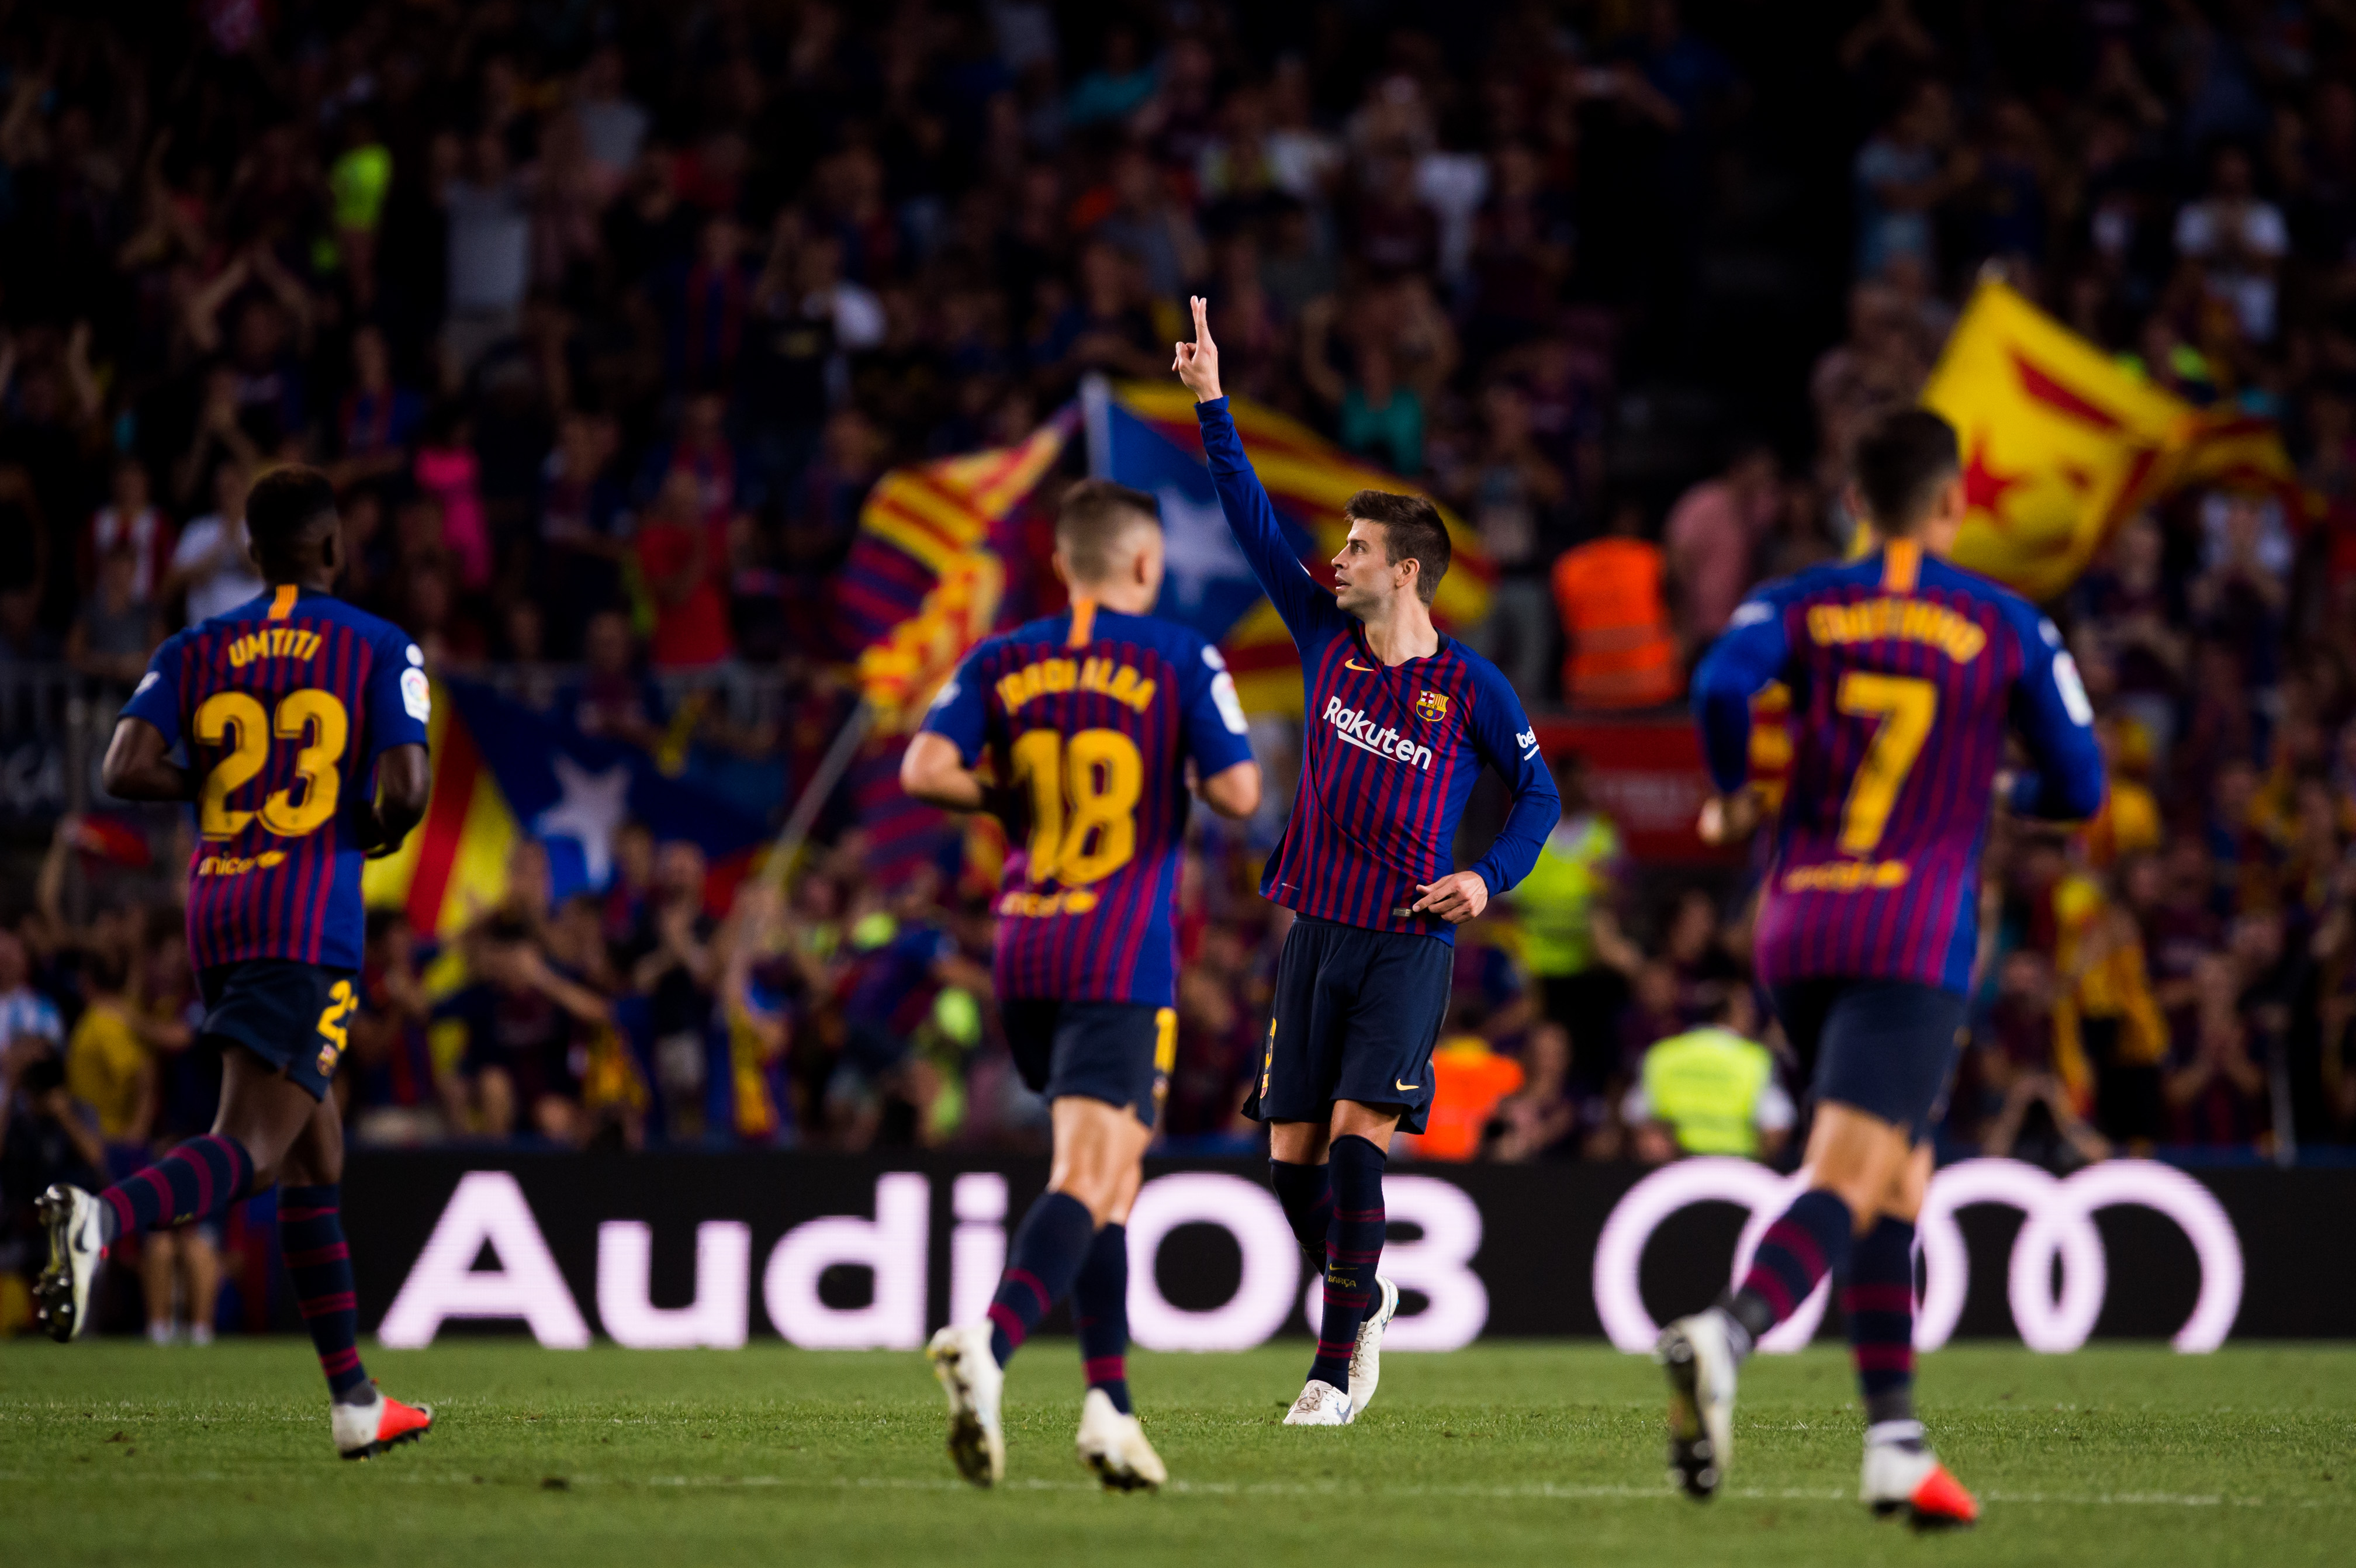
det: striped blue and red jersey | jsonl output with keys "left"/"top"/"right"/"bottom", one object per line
{"left": 1196, "top": 398, "right": 1559, "bottom": 943}
{"left": 123, "top": 585, "right": 432, "bottom": 974}
{"left": 1693, "top": 541, "right": 2106, "bottom": 994}
{"left": 922, "top": 600, "right": 1256, "bottom": 1006}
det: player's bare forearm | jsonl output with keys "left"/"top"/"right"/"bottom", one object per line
{"left": 1410, "top": 870, "right": 1489, "bottom": 923}
{"left": 99, "top": 716, "right": 195, "bottom": 802}
{"left": 359, "top": 743, "right": 430, "bottom": 857}
{"left": 1197, "top": 759, "right": 1261, "bottom": 819}
{"left": 900, "top": 732, "right": 986, "bottom": 811}
{"left": 1172, "top": 295, "right": 1223, "bottom": 403}
{"left": 1697, "top": 787, "right": 1760, "bottom": 846}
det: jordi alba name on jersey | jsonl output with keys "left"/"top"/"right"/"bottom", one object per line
{"left": 123, "top": 586, "right": 431, "bottom": 972}
{"left": 1694, "top": 541, "right": 2104, "bottom": 994}
{"left": 923, "top": 601, "right": 1254, "bottom": 1007}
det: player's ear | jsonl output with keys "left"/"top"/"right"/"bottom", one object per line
{"left": 1050, "top": 548, "right": 1074, "bottom": 589}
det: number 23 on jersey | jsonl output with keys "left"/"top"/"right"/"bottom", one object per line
{"left": 193, "top": 687, "right": 350, "bottom": 840}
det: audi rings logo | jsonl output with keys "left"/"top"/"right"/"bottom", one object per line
{"left": 1592, "top": 1158, "right": 2244, "bottom": 1355}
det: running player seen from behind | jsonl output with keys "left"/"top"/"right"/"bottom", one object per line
{"left": 36, "top": 466, "right": 437, "bottom": 1462}
{"left": 1175, "top": 299, "right": 1560, "bottom": 1427}
{"left": 1666, "top": 407, "right": 2105, "bottom": 1527}
{"left": 903, "top": 479, "right": 1262, "bottom": 1490}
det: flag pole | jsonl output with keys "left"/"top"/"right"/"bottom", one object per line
{"left": 760, "top": 698, "right": 874, "bottom": 891}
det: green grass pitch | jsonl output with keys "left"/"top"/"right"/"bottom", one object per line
{"left": 4, "top": 1340, "right": 2352, "bottom": 1567}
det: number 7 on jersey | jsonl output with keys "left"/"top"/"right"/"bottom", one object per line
{"left": 1835, "top": 672, "right": 1936, "bottom": 856}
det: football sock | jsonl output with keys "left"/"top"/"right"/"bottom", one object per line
{"left": 96, "top": 1134, "right": 255, "bottom": 1246}
{"left": 1310, "top": 1134, "right": 1385, "bottom": 1391}
{"left": 279, "top": 1184, "right": 372, "bottom": 1402}
{"left": 1073, "top": 1221, "right": 1133, "bottom": 1416}
{"left": 1269, "top": 1158, "right": 1333, "bottom": 1278}
{"left": 986, "top": 1190, "right": 1095, "bottom": 1368}
{"left": 1845, "top": 1216, "right": 1919, "bottom": 1432}
{"left": 1721, "top": 1189, "right": 1853, "bottom": 1357}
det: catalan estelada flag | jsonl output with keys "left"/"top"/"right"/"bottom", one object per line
{"left": 362, "top": 679, "right": 771, "bottom": 938}
{"left": 834, "top": 409, "right": 1075, "bottom": 882}
{"left": 1922, "top": 279, "right": 2296, "bottom": 601}
{"left": 835, "top": 410, "right": 1074, "bottom": 656}
{"left": 1091, "top": 379, "right": 1494, "bottom": 712}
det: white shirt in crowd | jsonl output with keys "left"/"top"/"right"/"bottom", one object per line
{"left": 2174, "top": 198, "right": 2288, "bottom": 342}
{"left": 173, "top": 513, "right": 265, "bottom": 625}
{"left": 445, "top": 177, "right": 532, "bottom": 316}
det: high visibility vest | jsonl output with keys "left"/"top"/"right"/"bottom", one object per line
{"left": 1407, "top": 1037, "right": 1527, "bottom": 1161}
{"left": 1552, "top": 537, "right": 1680, "bottom": 708}
{"left": 1515, "top": 814, "right": 1622, "bottom": 977}
{"left": 1641, "top": 1026, "right": 1773, "bottom": 1157}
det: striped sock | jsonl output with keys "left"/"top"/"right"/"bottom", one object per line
{"left": 279, "top": 1184, "right": 371, "bottom": 1401}
{"left": 96, "top": 1134, "right": 254, "bottom": 1245}
{"left": 986, "top": 1191, "right": 1094, "bottom": 1368}
{"left": 1844, "top": 1216, "right": 1918, "bottom": 1428}
{"left": 1073, "top": 1222, "right": 1132, "bottom": 1416}
{"left": 1269, "top": 1159, "right": 1333, "bottom": 1279}
{"left": 1724, "top": 1189, "right": 1853, "bottom": 1350}
{"left": 1310, "top": 1135, "right": 1385, "bottom": 1392}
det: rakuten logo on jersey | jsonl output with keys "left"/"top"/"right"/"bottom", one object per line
{"left": 1322, "top": 695, "right": 1434, "bottom": 770}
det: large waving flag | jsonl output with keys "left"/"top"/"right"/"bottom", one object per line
{"left": 837, "top": 410, "right": 1074, "bottom": 660}
{"left": 1922, "top": 278, "right": 2296, "bottom": 601}
{"left": 828, "top": 409, "right": 1074, "bottom": 884}
{"left": 1088, "top": 379, "right": 1495, "bottom": 712}
{"left": 363, "top": 679, "right": 772, "bottom": 938}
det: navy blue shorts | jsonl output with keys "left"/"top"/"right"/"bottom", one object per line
{"left": 1001, "top": 999, "right": 1175, "bottom": 1129}
{"left": 1771, "top": 977, "right": 1967, "bottom": 1143}
{"left": 1248, "top": 916, "right": 1451, "bottom": 1137}
{"left": 198, "top": 961, "right": 359, "bottom": 1104}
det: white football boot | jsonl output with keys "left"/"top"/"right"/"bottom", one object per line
{"left": 1860, "top": 1424, "right": 1979, "bottom": 1529}
{"left": 926, "top": 1323, "right": 1006, "bottom": 1486}
{"left": 1074, "top": 1387, "right": 1166, "bottom": 1491}
{"left": 1656, "top": 1310, "right": 1739, "bottom": 1498}
{"left": 1281, "top": 1379, "right": 1354, "bottom": 1426}
{"left": 333, "top": 1386, "right": 435, "bottom": 1460}
{"left": 33, "top": 1185, "right": 105, "bottom": 1342}
{"left": 1347, "top": 1276, "right": 1401, "bottom": 1415}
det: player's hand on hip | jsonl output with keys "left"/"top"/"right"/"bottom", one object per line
{"left": 1173, "top": 295, "right": 1223, "bottom": 402}
{"left": 1410, "top": 871, "right": 1488, "bottom": 923}
{"left": 1697, "top": 788, "right": 1760, "bottom": 846}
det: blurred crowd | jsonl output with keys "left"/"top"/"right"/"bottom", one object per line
{"left": 8, "top": 0, "right": 2356, "bottom": 1334}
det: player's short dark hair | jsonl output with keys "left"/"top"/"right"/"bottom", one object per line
{"left": 1852, "top": 407, "right": 1961, "bottom": 534}
{"left": 1345, "top": 490, "right": 1451, "bottom": 604}
{"left": 246, "top": 466, "right": 340, "bottom": 558}
{"left": 1056, "top": 479, "right": 1161, "bottom": 584}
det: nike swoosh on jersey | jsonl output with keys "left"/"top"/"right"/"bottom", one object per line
{"left": 1395, "top": 1078, "right": 1420, "bottom": 1092}
{"left": 1346, "top": 659, "right": 1376, "bottom": 671}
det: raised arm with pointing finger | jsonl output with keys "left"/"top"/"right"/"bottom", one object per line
{"left": 1175, "top": 296, "right": 1338, "bottom": 638}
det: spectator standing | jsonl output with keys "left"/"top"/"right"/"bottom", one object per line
{"left": 65, "top": 545, "right": 161, "bottom": 687}
{"left": 1664, "top": 443, "right": 1779, "bottom": 652}
{"left": 636, "top": 470, "right": 734, "bottom": 671}
{"left": 625, "top": 843, "right": 721, "bottom": 1142}
{"left": 2174, "top": 145, "right": 2288, "bottom": 344}
{"left": 1552, "top": 497, "right": 1680, "bottom": 708}
{"left": 1513, "top": 754, "right": 1638, "bottom": 1091}
{"left": 84, "top": 459, "right": 171, "bottom": 607}
{"left": 440, "top": 133, "right": 534, "bottom": 386}
{"left": 1622, "top": 987, "right": 1793, "bottom": 1162}
{"left": 167, "top": 461, "right": 262, "bottom": 626}
{"left": 1459, "top": 381, "right": 1568, "bottom": 700}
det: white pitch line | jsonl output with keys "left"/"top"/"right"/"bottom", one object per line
{"left": 3, "top": 1469, "right": 2333, "bottom": 1510}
